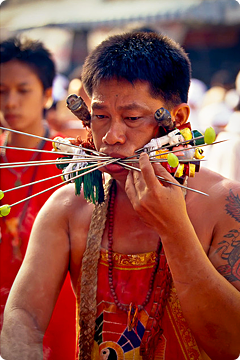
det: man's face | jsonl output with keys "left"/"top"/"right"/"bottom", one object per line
{"left": 90, "top": 78, "right": 164, "bottom": 179}
{"left": 0, "top": 60, "right": 50, "bottom": 132}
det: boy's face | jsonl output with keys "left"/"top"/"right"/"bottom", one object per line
{"left": 90, "top": 78, "right": 164, "bottom": 179}
{"left": 0, "top": 60, "right": 51, "bottom": 132}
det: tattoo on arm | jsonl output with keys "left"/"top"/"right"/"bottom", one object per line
{"left": 214, "top": 190, "right": 240, "bottom": 282}
{"left": 225, "top": 189, "right": 240, "bottom": 223}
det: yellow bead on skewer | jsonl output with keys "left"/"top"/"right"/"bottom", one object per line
{"left": 204, "top": 127, "right": 216, "bottom": 145}
{"left": 0, "top": 190, "right": 4, "bottom": 200}
{"left": 167, "top": 153, "right": 179, "bottom": 168}
{"left": 0, "top": 205, "right": 11, "bottom": 217}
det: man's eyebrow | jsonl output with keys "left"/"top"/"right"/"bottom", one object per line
{"left": 91, "top": 102, "right": 106, "bottom": 110}
{"left": 91, "top": 102, "right": 149, "bottom": 111}
{"left": 118, "top": 103, "right": 149, "bottom": 111}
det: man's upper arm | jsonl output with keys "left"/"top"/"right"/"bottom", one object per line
{"left": 4, "top": 186, "right": 71, "bottom": 333}
{"left": 209, "top": 183, "right": 240, "bottom": 292}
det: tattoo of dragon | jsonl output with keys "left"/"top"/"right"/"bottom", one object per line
{"left": 215, "top": 190, "right": 240, "bottom": 282}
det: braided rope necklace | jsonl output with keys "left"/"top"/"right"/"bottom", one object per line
{"left": 107, "top": 180, "right": 162, "bottom": 331}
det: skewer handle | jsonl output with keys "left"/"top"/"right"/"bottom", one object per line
{"left": 66, "top": 94, "right": 91, "bottom": 127}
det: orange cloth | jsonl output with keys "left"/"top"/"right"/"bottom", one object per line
{"left": 0, "top": 133, "right": 76, "bottom": 360}
{"left": 77, "top": 249, "right": 203, "bottom": 359}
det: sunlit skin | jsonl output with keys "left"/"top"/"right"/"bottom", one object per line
{"left": 1, "top": 78, "right": 240, "bottom": 360}
{"left": 0, "top": 60, "right": 52, "bottom": 147}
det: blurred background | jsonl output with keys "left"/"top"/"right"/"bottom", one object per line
{"left": 1, "top": 0, "right": 240, "bottom": 144}
{"left": 1, "top": 0, "right": 240, "bottom": 86}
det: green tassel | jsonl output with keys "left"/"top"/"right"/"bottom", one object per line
{"left": 70, "top": 165, "right": 104, "bottom": 204}
{"left": 58, "top": 158, "right": 104, "bottom": 204}
{"left": 82, "top": 169, "right": 104, "bottom": 204}
{"left": 74, "top": 170, "right": 83, "bottom": 196}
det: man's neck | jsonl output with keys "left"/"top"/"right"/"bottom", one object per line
{"left": 106, "top": 180, "right": 160, "bottom": 254}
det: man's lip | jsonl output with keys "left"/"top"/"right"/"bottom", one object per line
{"left": 104, "top": 162, "right": 127, "bottom": 173}
{"left": 102, "top": 152, "right": 127, "bottom": 159}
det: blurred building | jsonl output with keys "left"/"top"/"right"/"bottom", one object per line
{"left": 1, "top": 0, "right": 240, "bottom": 86}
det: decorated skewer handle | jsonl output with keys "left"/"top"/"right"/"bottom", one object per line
{"left": 154, "top": 107, "right": 175, "bottom": 135}
{"left": 66, "top": 94, "right": 91, "bottom": 127}
{"left": 148, "top": 108, "right": 216, "bottom": 181}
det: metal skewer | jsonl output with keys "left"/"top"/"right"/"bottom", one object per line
{"left": 147, "top": 139, "right": 228, "bottom": 159}
{"left": 2, "top": 158, "right": 117, "bottom": 209}
{"left": 0, "top": 144, "right": 111, "bottom": 159}
{"left": 0, "top": 156, "right": 108, "bottom": 169}
{"left": 135, "top": 134, "right": 206, "bottom": 153}
{"left": 0, "top": 155, "right": 206, "bottom": 169}
{"left": 1, "top": 162, "right": 101, "bottom": 195}
{"left": 118, "top": 160, "right": 209, "bottom": 196}
{"left": 129, "top": 138, "right": 228, "bottom": 162}
{"left": 123, "top": 158, "right": 206, "bottom": 163}
{"left": 0, "top": 126, "right": 107, "bottom": 157}
{"left": 1, "top": 126, "right": 218, "bottom": 204}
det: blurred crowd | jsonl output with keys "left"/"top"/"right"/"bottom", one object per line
{"left": 188, "top": 69, "right": 240, "bottom": 181}
{"left": 44, "top": 66, "right": 89, "bottom": 139}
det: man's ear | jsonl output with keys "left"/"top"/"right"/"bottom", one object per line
{"left": 171, "top": 103, "right": 190, "bottom": 127}
{"left": 43, "top": 87, "right": 53, "bottom": 109}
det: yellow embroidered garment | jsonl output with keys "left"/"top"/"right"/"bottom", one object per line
{"left": 77, "top": 248, "right": 203, "bottom": 360}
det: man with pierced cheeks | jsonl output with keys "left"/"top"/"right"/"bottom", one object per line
{"left": 1, "top": 32, "right": 240, "bottom": 360}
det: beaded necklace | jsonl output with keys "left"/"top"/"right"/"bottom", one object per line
{"left": 107, "top": 180, "right": 163, "bottom": 331}
{"left": 78, "top": 179, "right": 172, "bottom": 360}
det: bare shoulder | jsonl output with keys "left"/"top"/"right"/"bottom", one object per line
{"left": 188, "top": 168, "right": 240, "bottom": 289}
{"left": 36, "top": 183, "right": 94, "bottom": 226}
{"left": 201, "top": 168, "right": 240, "bottom": 235}
{"left": 41, "top": 181, "right": 95, "bottom": 241}
{"left": 190, "top": 167, "right": 240, "bottom": 202}
{"left": 187, "top": 167, "right": 240, "bottom": 241}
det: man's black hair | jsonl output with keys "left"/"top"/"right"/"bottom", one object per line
{"left": 0, "top": 36, "right": 56, "bottom": 91}
{"left": 82, "top": 31, "right": 191, "bottom": 106}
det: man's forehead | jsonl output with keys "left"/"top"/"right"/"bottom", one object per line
{"left": 91, "top": 100, "right": 151, "bottom": 112}
{"left": 92, "top": 77, "right": 152, "bottom": 92}
{"left": 91, "top": 78, "right": 154, "bottom": 104}
{"left": 91, "top": 79, "right": 167, "bottom": 116}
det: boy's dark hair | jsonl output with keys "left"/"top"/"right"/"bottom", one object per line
{"left": 0, "top": 36, "right": 56, "bottom": 91}
{"left": 82, "top": 31, "right": 191, "bottom": 106}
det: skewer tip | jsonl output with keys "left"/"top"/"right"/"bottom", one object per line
{"left": 0, "top": 190, "right": 4, "bottom": 200}
{"left": 0, "top": 204, "right": 11, "bottom": 217}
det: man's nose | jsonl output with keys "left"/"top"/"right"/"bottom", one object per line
{"left": 102, "top": 120, "right": 126, "bottom": 145}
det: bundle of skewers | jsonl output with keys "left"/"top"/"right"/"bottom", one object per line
{"left": 0, "top": 94, "right": 223, "bottom": 217}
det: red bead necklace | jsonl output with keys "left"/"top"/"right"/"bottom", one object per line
{"left": 107, "top": 180, "right": 162, "bottom": 330}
